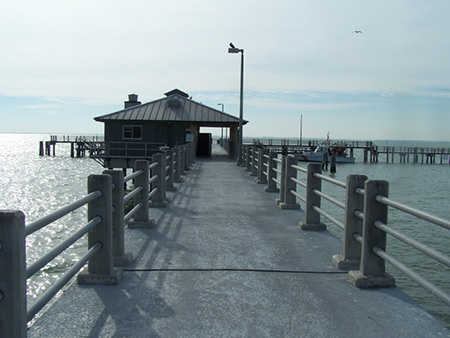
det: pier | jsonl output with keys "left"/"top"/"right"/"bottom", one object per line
{"left": 39, "top": 135, "right": 105, "bottom": 159}
{"left": 38, "top": 135, "right": 450, "bottom": 165}
{"left": 254, "top": 139, "right": 450, "bottom": 164}
{"left": 2, "top": 144, "right": 449, "bottom": 337}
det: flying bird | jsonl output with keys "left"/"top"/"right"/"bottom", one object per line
{"left": 354, "top": 30, "right": 363, "bottom": 34}
{"left": 229, "top": 42, "right": 235, "bottom": 48}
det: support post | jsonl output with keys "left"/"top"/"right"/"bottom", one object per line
{"left": 165, "top": 150, "right": 176, "bottom": 191}
{"left": 333, "top": 175, "right": 367, "bottom": 269}
{"left": 127, "top": 160, "right": 153, "bottom": 228}
{"left": 173, "top": 146, "right": 183, "bottom": 183}
{"left": 183, "top": 146, "right": 190, "bottom": 171}
{"left": 0, "top": 211, "right": 27, "bottom": 338}
{"left": 250, "top": 147, "right": 258, "bottom": 176}
{"left": 103, "top": 170, "right": 133, "bottom": 266}
{"left": 255, "top": 149, "right": 267, "bottom": 184}
{"left": 149, "top": 153, "right": 167, "bottom": 207}
{"left": 299, "top": 163, "right": 326, "bottom": 230}
{"left": 280, "top": 156, "right": 300, "bottom": 209}
{"left": 78, "top": 174, "right": 122, "bottom": 284}
{"left": 348, "top": 180, "right": 395, "bottom": 288}
{"left": 39, "top": 141, "right": 44, "bottom": 156}
{"left": 265, "top": 151, "right": 280, "bottom": 193}
{"left": 240, "top": 145, "right": 246, "bottom": 167}
{"left": 180, "top": 146, "right": 186, "bottom": 176}
{"left": 276, "top": 155, "right": 287, "bottom": 205}
{"left": 245, "top": 146, "right": 251, "bottom": 172}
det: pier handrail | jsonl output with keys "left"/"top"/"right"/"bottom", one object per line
{"left": 251, "top": 153, "right": 450, "bottom": 308}
{"left": 0, "top": 142, "right": 195, "bottom": 337}
{"left": 0, "top": 175, "right": 115, "bottom": 336}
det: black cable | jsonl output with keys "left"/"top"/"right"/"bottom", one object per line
{"left": 122, "top": 268, "right": 347, "bottom": 274}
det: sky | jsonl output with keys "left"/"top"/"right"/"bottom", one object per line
{"left": 1, "top": 0, "right": 450, "bottom": 141}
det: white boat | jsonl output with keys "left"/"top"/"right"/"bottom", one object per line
{"left": 293, "top": 141, "right": 355, "bottom": 163}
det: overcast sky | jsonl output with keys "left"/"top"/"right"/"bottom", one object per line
{"left": 1, "top": 0, "right": 449, "bottom": 141}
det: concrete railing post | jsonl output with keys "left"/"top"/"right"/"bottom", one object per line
{"left": 280, "top": 156, "right": 301, "bottom": 209}
{"left": 103, "top": 169, "right": 133, "bottom": 266}
{"left": 186, "top": 143, "right": 191, "bottom": 165}
{"left": 265, "top": 151, "right": 280, "bottom": 193}
{"left": 276, "top": 154, "right": 287, "bottom": 205}
{"left": 349, "top": 180, "right": 395, "bottom": 288}
{"left": 240, "top": 145, "right": 246, "bottom": 167}
{"left": 183, "top": 146, "right": 190, "bottom": 171}
{"left": 250, "top": 147, "right": 258, "bottom": 176}
{"left": 333, "top": 175, "right": 367, "bottom": 270}
{"left": 255, "top": 149, "right": 267, "bottom": 184}
{"left": 299, "top": 163, "right": 326, "bottom": 230}
{"left": 78, "top": 174, "right": 122, "bottom": 284}
{"left": 245, "top": 147, "right": 251, "bottom": 172}
{"left": 165, "top": 150, "right": 176, "bottom": 191}
{"left": 179, "top": 146, "right": 186, "bottom": 176}
{"left": 173, "top": 146, "right": 183, "bottom": 183}
{"left": 149, "top": 153, "right": 168, "bottom": 207}
{"left": 0, "top": 210, "right": 27, "bottom": 338}
{"left": 189, "top": 142, "right": 195, "bottom": 163}
{"left": 128, "top": 160, "right": 153, "bottom": 228}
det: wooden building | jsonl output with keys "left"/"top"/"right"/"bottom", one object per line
{"left": 94, "top": 89, "right": 247, "bottom": 168}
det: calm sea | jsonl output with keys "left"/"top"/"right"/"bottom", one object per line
{"left": 1, "top": 133, "right": 449, "bottom": 327}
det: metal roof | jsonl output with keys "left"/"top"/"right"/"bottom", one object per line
{"left": 94, "top": 90, "right": 248, "bottom": 126}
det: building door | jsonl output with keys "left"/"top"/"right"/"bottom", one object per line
{"left": 197, "top": 133, "right": 212, "bottom": 156}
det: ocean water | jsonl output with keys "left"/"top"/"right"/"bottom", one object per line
{"left": 1, "top": 133, "right": 449, "bottom": 328}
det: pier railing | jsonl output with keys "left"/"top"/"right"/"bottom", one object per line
{"left": 242, "top": 145, "right": 450, "bottom": 306}
{"left": 0, "top": 143, "right": 195, "bottom": 337}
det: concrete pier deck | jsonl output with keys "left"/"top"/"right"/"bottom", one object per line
{"left": 29, "top": 151, "right": 449, "bottom": 337}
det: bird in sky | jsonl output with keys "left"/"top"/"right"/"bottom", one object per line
{"left": 354, "top": 30, "right": 363, "bottom": 34}
{"left": 229, "top": 42, "right": 235, "bottom": 48}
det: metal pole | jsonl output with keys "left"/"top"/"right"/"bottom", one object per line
{"left": 300, "top": 114, "right": 303, "bottom": 147}
{"left": 237, "top": 50, "right": 244, "bottom": 166}
{"left": 218, "top": 103, "right": 224, "bottom": 145}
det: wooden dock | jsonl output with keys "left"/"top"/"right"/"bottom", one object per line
{"left": 39, "top": 135, "right": 105, "bottom": 159}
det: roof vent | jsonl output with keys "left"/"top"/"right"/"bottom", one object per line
{"left": 164, "top": 88, "right": 189, "bottom": 98}
{"left": 168, "top": 97, "right": 181, "bottom": 107}
{"left": 124, "top": 94, "right": 141, "bottom": 109}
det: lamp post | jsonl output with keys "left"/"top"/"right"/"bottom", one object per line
{"left": 218, "top": 103, "right": 224, "bottom": 145}
{"left": 228, "top": 42, "right": 244, "bottom": 165}
{"left": 300, "top": 114, "right": 303, "bottom": 147}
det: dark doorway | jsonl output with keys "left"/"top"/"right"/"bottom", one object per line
{"left": 197, "top": 133, "right": 212, "bottom": 156}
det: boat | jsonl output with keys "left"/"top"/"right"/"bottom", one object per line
{"left": 293, "top": 136, "right": 356, "bottom": 163}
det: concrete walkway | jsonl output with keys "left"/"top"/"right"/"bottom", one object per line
{"left": 29, "top": 154, "right": 449, "bottom": 337}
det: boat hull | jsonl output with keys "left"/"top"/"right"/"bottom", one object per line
{"left": 294, "top": 153, "right": 356, "bottom": 163}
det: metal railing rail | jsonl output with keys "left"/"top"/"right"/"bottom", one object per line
{"left": 27, "top": 242, "right": 102, "bottom": 322}
{"left": 26, "top": 216, "right": 102, "bottom": 279}
{"left": 25, "top": 191, "right": 102, "bottom": 236}
{"left": 107, "top": 141, "right": 167, "bottom": 158}
{"left": 375, "top": 195, "right": 450, "bottom": 231}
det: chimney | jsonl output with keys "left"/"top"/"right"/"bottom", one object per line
{"left": 124, "top": 94, "right": 141, "bottom": 109}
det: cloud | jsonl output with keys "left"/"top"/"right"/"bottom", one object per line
{"left": 1, "top": 0, "right": 450, "bottom": 140}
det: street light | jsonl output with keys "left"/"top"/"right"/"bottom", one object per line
{"left": 217, "top": 103, "right": 224, "bottom": 144}
{"left": 228, "top": 42, "right": 244, "bottom": 166}
{"left": 300, "top": 114, "right": 303, "bottom": 146}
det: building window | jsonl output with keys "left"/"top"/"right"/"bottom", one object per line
{"left": 123, "top": 125, "right": 142, "bottom": 139}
